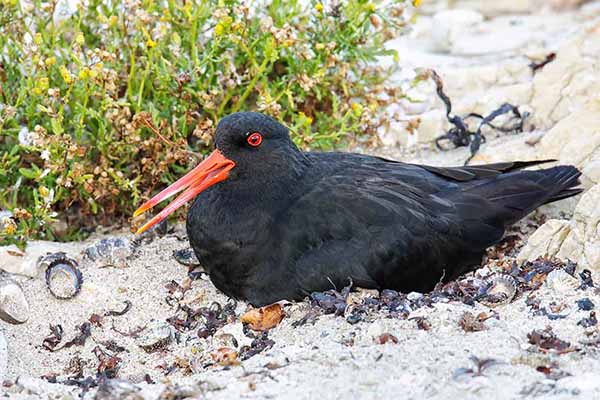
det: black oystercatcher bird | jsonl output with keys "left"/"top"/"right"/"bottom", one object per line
{"left": 134, "top": 112, "right": 582, "bottom": 306}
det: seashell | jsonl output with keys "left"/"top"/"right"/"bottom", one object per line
{"left": 39, "top": 252, "right": 83, "bottom": 300}
{"left": 546, "top": 269, "right": 579, "bottom": 293}
{"left": 173, "top": 248, "right": 200, "bottom": 267}
{"left": 137, "top": 321, "right": 173, "bottom": 353}
{"left": 0, "top": 278, "right": 29, "bottom": 324}
{"left": 83, "top": 237, "right": 133, "bottom": 268}
{"left": 478, "top": 274, "right": 517, "bottom": 307}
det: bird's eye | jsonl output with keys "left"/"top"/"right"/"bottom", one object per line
{"left": 246, "top": 132, "right": 263, "bottom": 147}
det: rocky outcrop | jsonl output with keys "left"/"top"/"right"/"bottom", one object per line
{"left": 518, "top": 184, "right": 600, "bottom": 270}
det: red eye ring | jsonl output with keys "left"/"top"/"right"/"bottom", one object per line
{"left": 247, "top": 132, "right": 263, "bottom": 147}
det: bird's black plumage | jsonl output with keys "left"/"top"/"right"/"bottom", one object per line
{"left": 185, "top": 112, "right": 582, "bottom": 306}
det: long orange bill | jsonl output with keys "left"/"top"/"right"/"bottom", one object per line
{"left": 133, "top": 150, "right": 235, "bottom": 234}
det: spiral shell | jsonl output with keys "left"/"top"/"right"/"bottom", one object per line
{"left": 546, "top": 269, "right": 579, "bottom": 293}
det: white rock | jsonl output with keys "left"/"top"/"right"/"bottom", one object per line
{"left": 518, "top": 184, "right": 600, "bottom": 270}
{"left": 0, "top": 278, "right": 30, "bottom": 324}
{"left": 429, "top": 10, "right": 484, "bottom": 53}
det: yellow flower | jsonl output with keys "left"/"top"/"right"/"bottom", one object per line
{"left": 34, "top": 77, "right": 49, "bottom": 95}
{"left": 146, "top": 39, "right": 157, "bottom": 49}
{"left": 39, "top": 186, "right": 49, "bottom": 198}
{"left": 75, "top": 32, "right": 85, "bottom": 45}
{"left": 109, "top": 15, "right": 118, "bottom": 27}
{"left": 60, "top": 65, "right": 72, "bottom": 84}
{"left": 351, "top": 102, "right": 363, "bottom": 116}
{"left": 315, "top": 43, "right": 325, "bottom": 50}
{"left": 413, "top": 0, "right": 422, "bottom": 6}
{"left": 44, "top": 56, "right": 56, "bottom": 67}
{"left": 366, "top": 3, "right": 376, "bottom": 12}
{"left": 315, "top": 3, "right": 323, "bottom": 12}
{"left": 214, "top": 23, "right": 225, "bottom": 36}
{"left": 2, "top": 218, "right": 17, "bottom": 235}
{"left": 79, "top": 67, "right": 91, "bottom": 80}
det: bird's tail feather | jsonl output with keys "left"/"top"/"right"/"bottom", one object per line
{"left": 459, "top": 165, "right": 582, "bottom": 227}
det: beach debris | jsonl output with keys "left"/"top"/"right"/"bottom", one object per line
{"left": 105, "top": 300, "right": 132, "bottom": 317}
{"left": 239, "top": 333, "right": 275, "bottom": 360}
{"left": 309, "top": 281, "right": 352, "bottom": 316}
{"left": 93, "top": 346, "right": 121, "bottom": 378}
{"left": 137, "top": 321, "right": 173, "bottom": 353}
{"left": 89, "top": 313, "right": 104, "bottom": 327}
{"left": 576, "top": 298, "right": 595, "bottom": 311}
{"left": 579, "top": 269, "right": 594, "bottom": 290}
{"left": 458, "top": 312, "right": 487, "bottom": 332}
{"left": 527, "top": 327, "right": 577, "bottom": 354}
{"left": 453, "top": 356, "right": 502, "bottom": 380}
{"left": 0, "top": 278, "right": 29, "bottom": 324}
{"left": 210, "top": 347, "right": 240, "bottom": 366}
{"left": 430, "top": 70, "right": 528, "bottom": 164}
{"left": 241, "top": 304, "right": 285, "bottom": 331}
{"left": 42, "top": 324, "right": 64, "bottom": 351}
{"left": 410, "top": 316, "right": 431, "bottom": 331}
{"left": 546, "top": 269, "right": 579, "bottom": 293}
{"left": 83, "top": 237, "right": 133, "bottom": 268}
{"left": 61, "top": 322, "right": 92, "bottom": 349}
{"left": 535, "top": 363, "right": 571, "bottom": 380}
{"left": 111, "top": 321, "right": 147, "bottom": 338}
{"left": 376, "top": 333, "right": 399, "bottom": 344}
{"left": 577, "top": 312, "right": 597, "bottom": 328}
{"left": 529, "top": 52, "right": 556, "bottom": 73}
{"left": 40, "top": 253, "right": 83, "bottom": 300}
{"left": 173, "top": 248, "right": 200, "bottom": 267}
{"left": 477, "top": 274, "right": 517, "bottom": 307}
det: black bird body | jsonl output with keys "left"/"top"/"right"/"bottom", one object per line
{"left": 178, "top": 113, "right": 583, "bottom": 306}
{"left": 134, "top": 112, "right": 582, "bottom": 306}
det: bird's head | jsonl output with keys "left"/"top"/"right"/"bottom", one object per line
{"left": 133, "top": 112, "right": 301, "bottom": 234}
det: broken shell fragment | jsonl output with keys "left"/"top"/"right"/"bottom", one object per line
{"left": 478, "top": 274, "right": 517, "bottom": 307}
{"left": 546, "top": 269, "right": 579, "bottom": 293}
{"left": 40, "top": 253, "right": 83, "bottom": 300}
{"left": 0, "top": 278, "right": 30, "bottom": 324}
{"left": 83, "top": 237, "right": 133, "bottom": 268}
{"left": 137, "top": 322, "right": 173, "bottom": 353}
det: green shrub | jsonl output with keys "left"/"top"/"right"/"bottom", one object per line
{"left": 0, "top": 0, "right": 412, "bottom": 244}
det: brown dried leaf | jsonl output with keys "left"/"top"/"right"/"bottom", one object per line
{"left": 241, "top": 304, "right": 285, "bottom": 331}
{"left": 376, "top": 333, "right": 399, "bottom": 344}
{"left": 459, "top": 312, "right": 486, "bottom": 332}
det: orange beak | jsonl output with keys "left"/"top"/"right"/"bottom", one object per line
{"left": 133, "top": 150, "right": 235, "bottom": 234}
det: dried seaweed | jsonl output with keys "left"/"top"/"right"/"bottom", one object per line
{"left": 42, "top": 324, "right": 63, "bottom": 351}
{"left": 453, "top": 356, "right": 502, "bottom": 379}
{"left": 458, "top": 312, "right": 486, "bottom": 332}
{"left": 577, "top": 312, "right": 597, "bottom": 328}
{"left": 105, "top": 300, "right": 133, "bottom": 317}
{"left": 239, "top": 333, "right": 275, "bottom": 360}
{"left": 93, "top": 346, "right": 122, "bottom": 379}
{"left": 61, "top": 323, "right": 92, "bottom": 349}
{"left": 527, "top": 327, "right": 577, "bottom": 354}
{"left": 431, "top": 70, "right": 528, "bottom": 165}
{"left": 529, "top": 53, "right": 556, "bottom": 72}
